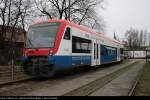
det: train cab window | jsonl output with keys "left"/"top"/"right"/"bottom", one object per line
{"left": 64, "top": 27, "right": 71, "bottom": 40}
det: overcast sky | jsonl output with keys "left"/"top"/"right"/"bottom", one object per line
{"left": 1, "top": 0, "right": 150, "bottom": 40}
{"left": 98, "top": 0, "right": 150, "bottom": 39}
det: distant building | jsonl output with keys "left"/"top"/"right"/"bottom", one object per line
{"left": 0, "top": 25, "right": 26, "bottom": 43}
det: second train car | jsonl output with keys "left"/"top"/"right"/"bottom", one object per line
{"left": 22, "top": 20, "right": 124, "bottom": 77}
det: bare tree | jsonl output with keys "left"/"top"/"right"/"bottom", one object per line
{"left": 125, "top": 28, "right": 150, "bottom": 49}
{"left": 125, "top": 28, "right": 139, "bottom": 49}
{"left": 34, "top": 0, "right": 105, "bottom": 31}
{"left": 0, "top": 0, "right": 32, "bottom": 42}
{"left": 0, "top": 0, "right": 8, "bottom": 42}
{"left": 139, "top": 30, "right": 144, "bottom": 47}
{"left": 0, "top": 0, "right": 33, "bottom": 64}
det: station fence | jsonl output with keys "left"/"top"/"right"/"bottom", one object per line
{"left": 0, "top": 41, "right": 26, "bottom": 84}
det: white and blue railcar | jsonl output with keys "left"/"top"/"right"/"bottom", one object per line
{"left": 22, "top": 20, "right": 124, "bottom": 77}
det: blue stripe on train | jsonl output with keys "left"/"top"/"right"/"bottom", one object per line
{"left": 48, "top": 56, "right": 92, "bottom": 69}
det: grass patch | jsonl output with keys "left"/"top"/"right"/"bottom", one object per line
{"left": 133, "top": 62, "right": 150, "bottom": 96}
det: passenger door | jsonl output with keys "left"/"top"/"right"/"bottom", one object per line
{"left": 59, "top": 27, "right": 71, "bottom": 55}
{"left": 117, "top": 48, "right": 121, "bottom": 61}
{"left": 92, "top": 40, "right": 100, "bottom": 66}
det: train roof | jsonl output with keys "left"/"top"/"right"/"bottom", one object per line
{"left": 32, "top": 19, "right": 123, "bottom": 45}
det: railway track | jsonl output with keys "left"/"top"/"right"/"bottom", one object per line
{"left": 128, "top": 63, "right": 145, "bottom": 96}
{"left": 0, "top": 68, "right": 34, "bottom": 87}
{"left": 0, "top": 60, "right": 144, "bottom": 96}
{"left": 0, "top": 71, "right": 24, "bottom": 77}
{"left": 0, "top": 62, "right": 122, "bottom": 87}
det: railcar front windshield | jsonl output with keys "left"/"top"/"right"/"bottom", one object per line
{"left": 26, "top": 22, "right": 60, "bottom": 48}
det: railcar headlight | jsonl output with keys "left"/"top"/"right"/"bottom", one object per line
{"left": 49, "top": 50, "right": 53, "bottom": 55}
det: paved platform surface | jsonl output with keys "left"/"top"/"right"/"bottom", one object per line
{"left": 90, "top": 61, "right": 145, "bottom": 96}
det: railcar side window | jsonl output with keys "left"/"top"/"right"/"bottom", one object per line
{"left": 101, "top": 45, "right": 105, "bottom": 56}
{"left": 64, "top": 27, "right": 71, "bottom": 40}
{"left": 97, "top": 44, "right": 99, "bottom": 59}
{"left": 120, "top": 48, "right": 124, "bottom": 54}
{"left": 72, "top": 36, "right": 92, "bottom": 53}
{"left": 101, "top": 45, "right": 117, "bottom": 56}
